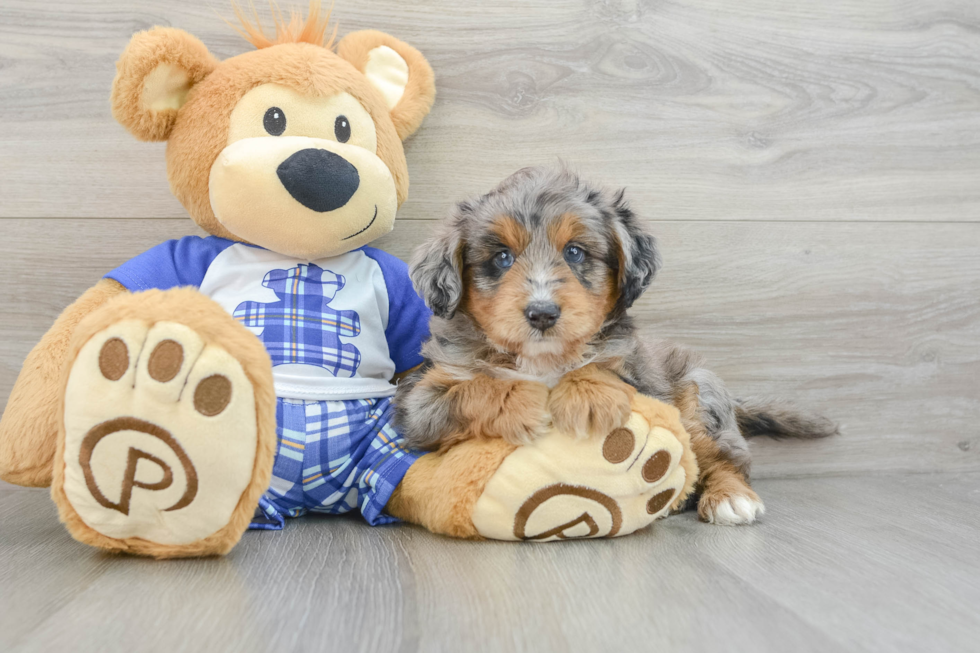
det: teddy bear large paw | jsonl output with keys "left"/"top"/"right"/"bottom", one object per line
{"left": 52, "top": 290, "right": 277, "bottom": 557}
{"left": 471, "top": 396, "right": 696, "bottom": 541}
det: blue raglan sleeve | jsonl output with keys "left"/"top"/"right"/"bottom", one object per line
{"left": 105, "top": 236, "right": 236, "bottom": 291}
{"left": 362, "top": 247, "right": 433, "bottom": 374}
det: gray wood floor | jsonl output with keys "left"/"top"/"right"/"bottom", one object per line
{"left": 3, "top": 474, "right": 979, "bottom": 653}
{"left": 1, "top": 0, "right": 979, "bottom": 651}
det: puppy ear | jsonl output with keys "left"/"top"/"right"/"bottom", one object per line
{"left": 610, "top": 191, "right": 661, "bottom": 314}
{"left": 336, "top": 30, "right": 436, "bottom": 140}
{"left": 111, "top": 27, "right": 218, "bottom": 142}
{"left": 410, "top": 218, "right": 465, "bottom": 320}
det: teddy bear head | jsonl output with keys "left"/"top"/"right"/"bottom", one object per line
{"left": 111, "top": 2, "right": 435, "bottom": 260}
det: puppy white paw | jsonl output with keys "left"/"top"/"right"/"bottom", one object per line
{"left": 701, "top": 493, "right": 766, "bottom": 526}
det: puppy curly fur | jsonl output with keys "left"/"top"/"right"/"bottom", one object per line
{"left": 395, "top": 165, "right": 838, "bottom": 524}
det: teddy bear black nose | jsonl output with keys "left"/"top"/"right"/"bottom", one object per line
{"left": 276, "top": 148, "right": 360, "bottom": 212}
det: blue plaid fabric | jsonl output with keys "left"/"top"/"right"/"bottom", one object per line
{"left": 234, "top": 263, "right": 362, "bottom": 378}
{"left": 249, "top": 396, "right": 420, "bottom": 530}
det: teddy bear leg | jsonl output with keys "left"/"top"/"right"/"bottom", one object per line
{"left": 386, "top": 439, "right": 518, "bottom": 539}
{"left": 51, "top": 288, "right": 277, "bottom": 558}
{"left": 0, "top": 279, "right": 127, "bottom": 487}
{"left": 388, "top": 394, "right": 698, "bottom": 542}
{"left": 472, "top": 395, "right": 697, "bottom": 541}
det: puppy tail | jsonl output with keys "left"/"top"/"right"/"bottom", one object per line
{"left": 735, "top": 399, "right": 839, "bottom": 440}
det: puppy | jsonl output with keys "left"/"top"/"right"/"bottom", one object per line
{"left": 394, "top": 165, "right": 837, "bottom": 525}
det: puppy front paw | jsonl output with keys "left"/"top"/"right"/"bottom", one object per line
{"left": 549, "top": 366, "right": 635, "bottom": 437}
{"left": 482, "top": 380, "right": 551, "bottom": 445}
{"left": 698, "top": 490, "right": 765, "bottom": 526}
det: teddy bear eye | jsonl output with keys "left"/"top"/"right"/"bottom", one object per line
{"left": 263, "top": 107, "right": 286, "bottom": 136}
{"left": 334, "top": 115, "right": 351, "bottom": 143}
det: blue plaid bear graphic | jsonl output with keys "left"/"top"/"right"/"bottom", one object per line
{"left": 233, "top": 263, "right": 362, "bottom": 377}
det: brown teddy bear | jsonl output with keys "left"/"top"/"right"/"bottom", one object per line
{"left": 0, "top": 2, "right": 697, "bottom": 557}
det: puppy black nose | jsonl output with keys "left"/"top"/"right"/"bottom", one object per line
{"left": 276, "top": 148, "right": 359, "bottom": 212}
{"left": 524, "top": 302, "right": 561, "bottom": 331}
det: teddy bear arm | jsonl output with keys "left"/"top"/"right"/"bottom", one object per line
{"left": 0, "top": 278, "right": 127, "bottom": 486}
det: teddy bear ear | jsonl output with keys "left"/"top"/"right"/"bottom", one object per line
{"left": 111, "top": 27, "right": 219, "bottom": 142}
{"left": 336, "top": 30, "right": 436, "bottom": 141}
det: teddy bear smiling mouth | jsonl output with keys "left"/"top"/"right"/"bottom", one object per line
{"left": 342, "top": 205, "right": 378, "bottom": 240}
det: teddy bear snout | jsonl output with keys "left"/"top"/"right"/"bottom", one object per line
{"left": 276, "top": 148, "right": 360, "bottom": 213}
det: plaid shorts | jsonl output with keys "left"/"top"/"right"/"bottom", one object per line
{"left": 249, "top": 396, "right": 420, "bottom": 530}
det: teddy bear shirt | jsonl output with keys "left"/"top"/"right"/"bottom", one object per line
{"left": 105, "top": 236, "right": 431, "bottom": 401}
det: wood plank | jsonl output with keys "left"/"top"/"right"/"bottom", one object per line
{"left": 2, "top": 0, "right": 980, "bottom": 221}
{"left": 0, "top": 218, "right": 976, "bottom": 478}
{"left": 3, "top": 473, "right": 979, "bottom": 652}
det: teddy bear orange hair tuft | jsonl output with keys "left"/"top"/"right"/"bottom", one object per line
{"left": 229, "top": 0, "right": 338, "bottom": 49}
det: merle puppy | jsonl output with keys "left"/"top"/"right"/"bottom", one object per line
{"left": 394, "top": 165, "right": 836, "bottom": 525}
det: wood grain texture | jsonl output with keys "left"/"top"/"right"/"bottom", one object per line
{"left": 2, "top": 1, "right": 979, "bottom": 651}
{"left": 0, "top": 218, "right": 976, "bottom": 478}
{"left": 1, "top": 0, "right": 979, "bottom": 221}
{"left": 3, "top": 473, "right": 979, "bottom": 653}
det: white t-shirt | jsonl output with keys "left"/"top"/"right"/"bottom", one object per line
{"left": 107, "top": 236, "right": 431, "bottom": 401}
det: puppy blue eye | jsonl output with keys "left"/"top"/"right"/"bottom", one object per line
{"left": 493, "top": 250, "right": 515, "bottom": 269}
{"left": 564, "top": 244, "right": 586, "bottom": 264}
{"left": 264, "top": 107, "right": 286, "bottom": 136}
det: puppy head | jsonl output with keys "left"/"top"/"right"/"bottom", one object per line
{"left": 411, "top": 166, "right": 660, "bottom": 360}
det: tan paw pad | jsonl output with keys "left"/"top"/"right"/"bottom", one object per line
{"left": 61, "top": 321, "right": 258, "bottom": 546}
{"left": 472, "top": 403, "right": 691, "bottom": 541}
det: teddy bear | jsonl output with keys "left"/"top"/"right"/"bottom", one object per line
{"left": 0, "top": 2, "right": 698, "bottom": 557}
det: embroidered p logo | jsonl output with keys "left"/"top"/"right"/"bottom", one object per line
{"left": 513, "top": 484, "right": 623, "bottom": 540}
{"left": 79, "top": 417, "right": 198, "bottom": 515}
